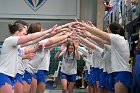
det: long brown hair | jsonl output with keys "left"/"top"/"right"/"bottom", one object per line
{"left": 65, "top": 40, "right": 75, "bottom": 59}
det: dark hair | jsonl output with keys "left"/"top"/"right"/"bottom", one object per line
{"left": 104, "top": 29, "right": 108, "bottom": 32}
{"left": 65, "top": 40, "right": 75, "bottom": 59}
{"left": 109, "top": 22, "right": 125, "bottom": 36}
{"left": 8, "top": 23, "right": 24, "bottom": 34}
{"left": 14, "top": 20, "right": 28, "bottom": 27}
{"left": 27, "top": 23, "right": 41, "bottom": 34}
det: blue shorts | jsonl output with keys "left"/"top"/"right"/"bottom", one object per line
{"left": 14, "top": 73, "right": 24, "bottom": 85}
{"left": 106, "top": 73, "right": 115, "bottom": 92}
{"left": 35, "top": 70, "right": 47, "bottom": 84}
{"left": 32, "top": 74, "right": 37, "bottom": 79}
{"left": 23, "top": 70, "right": 33, "bottom": 85}
{"left": 89, "top": 67, "right": 96, "bottom": 86}
{"left": 60, "top": 72, "right": 76, "bottom": 82}
{"left": 0, "top": 73, "right": 14, "bottom": 87}
{"left": 99, "top": 71, "right": 107, "bottom": 89}
{"left": 113, "top": 71, "right": 132, "bottom": 88}
{"left": 95, "top": 68, "right": 100, "bottom": 81}
{"left": 84, "top": 70, "right": 89, "bottom": 82}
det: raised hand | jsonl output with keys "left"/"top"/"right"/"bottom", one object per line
{"left": 56, "top": 31, "right": 67, "bottom": 36}
{"left": 60, "top": 43, "right": 66, "bottom": 51}
{"left": 83, "top": 31, "right": 92, "bottom": 37}
{"left": 87, "top": 21, "right": 95, "bottom": 27}
{"left": 50, "top": 24, "right": 59, "bottom": 33}
{"left": 66, "top": 31, "right": 73, "bottom": 37}
{"left": 60, "top": 28, "right": 71, "bottom": 32}
{"left": 74, "top": 38, "right": 80, "bottom": 48}
{"left": 69, "top": 31, "right": 77, "bottom": 40}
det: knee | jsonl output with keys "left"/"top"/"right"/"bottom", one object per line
{"left": 23, "top": 89, "right": 29, "bottom": 93}
{"left": 38, "top": 88, "right": 45, "bottom": 93}
{"left": 62, "top": 89, "right": 67, "bottom": 93}
{"left": 62, "top": 86, "right": 67, "bottom": 92}
{"left": 37, "top": 83, "right": 46, "bottom": 93}
{"left": 23, "top": 86, "right": 30, "bottom": 93}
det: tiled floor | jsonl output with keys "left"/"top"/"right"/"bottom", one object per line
{"left": 44, "top": 84, "right": 87, "bottom": 93}
{"left": 44, "top": 89, "right": 87, "bottom": 93}
{"left": 45, "top": 77, "right": 88, "bottom": 93}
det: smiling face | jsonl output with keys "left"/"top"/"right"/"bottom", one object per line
{"left": 68, "top": 44, "right": 75, "bottom": 53}
{"left": 88, "top": 49, "right": 92, "bottom": 54}
{"left": 66, "top": 41, "right": 75, "bottom": 54}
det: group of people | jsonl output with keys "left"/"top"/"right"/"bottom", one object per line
{"left": 0, "top": 19, "right": 132, "bottom": 93}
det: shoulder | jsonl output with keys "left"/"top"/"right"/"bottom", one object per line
{"left": 109, "top": 34, "right": 124, "bottom": 41}
{"left": 4, "top": 36, "right": 19, "bottom": 46}
{"left": 109, "top": 34, "right": 126, "bottom": 46}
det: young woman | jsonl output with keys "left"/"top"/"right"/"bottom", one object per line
{"left": 0, "top": 22, "right": 58, "bottom": 93}
{"left": 77, "top": 35, "right": 104, "bottom": 93}
{"left": 77, "top": 23, "right": 114, "bottom": 93}
{"left": 77, "top": 46, "right": 93, "bottom": 93}
{"left": 54, "top": 40, "right": 80, "bottom": 93}
{"left": 22, "top": 23, "right": 72, "bottom": 93}
{"left": 14, "top": 22, "right": 60, "bottom": 93}
{"left": 76, "top": 21, "right": 132, "bottom": 93}
{"left": 13, "top": 20, "right": 30, "bottom": 93}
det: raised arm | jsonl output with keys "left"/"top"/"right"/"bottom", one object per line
{"left": 54, "top": 44, "right": 66, "bottom": 59}
{"left": 74, "top": 39, "right": 81, "bottom": 60}
{"left": 21, "top": 34, "right": 47, "bottom": 47}
{"left": 38, "top": 32, "right": 72, "bottom": 47}
{"left": 77, "top": 35, "right": 96, "bottom": 49}
{"left": 84, "top": 31, "right": 108, "bottom": 47}
{"left": 76, "top": 22, "right": 111, "bottom": 44}
{"left": 45, "top": 39, "right": 67, "bottom": 49}
{"left": 17, "top": 29, "right": 51, "bottom": 45}
{"left": 75, "top": 49, "right": 81, "bottom": 60}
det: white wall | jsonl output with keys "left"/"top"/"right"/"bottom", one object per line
{"left": 0, "top": 0, "right": 97, "bottom": 42}
{"left": 0, "top": 0, "right": 80, "bottom": 19}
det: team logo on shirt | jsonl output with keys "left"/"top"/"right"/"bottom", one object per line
{"left": 24, "top": 0, "right": 47, "bottom": 11}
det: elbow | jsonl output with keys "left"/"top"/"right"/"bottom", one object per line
{"left": 77, "top": 58, "right": 80, "bottom": 60}
{"left": 76, "top": 56, "right": 80, "bottom": 60}
{"left": 54, "top": 55, "right": 59, "bottom": 59}
{"left": 54, "top": 56, "right": 57, "bottom": 59}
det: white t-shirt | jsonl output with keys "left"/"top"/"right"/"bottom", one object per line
{"left": 83, "top": 54, "right": 92, "bottom": 73}
{"left": 103, "top": 44, "right": 111, "bottom": 73}
{"left": 26, "top": 39, "right": 49, "bottom": 74}
{"left": 60, "top": 49, "right": 77, "bottom": 75}
{"left": 99, "top": 57, "right": 105, "bottom": 72}
{"left": 38, "top": 49, "right": 51, "bottom": 71}
{"left": 99, "top": 52, "right": 104, "bottom": 70}
{"left": 77, "top": 46, "right": 88, "bottom": 55}
{"left": 0, "top": 36, "right": 19, "bottom": 77}
{"left": 17, "top": 46, "right": 26, "bottom": 75}
{"left": 92, "top": 46, "right": 103, "bottom": 68}
{"left": 109, "top": 34, "right": 131, "bottom": 72}
{"left": 77, "top": 46, "right": 92, "bottom": 73}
